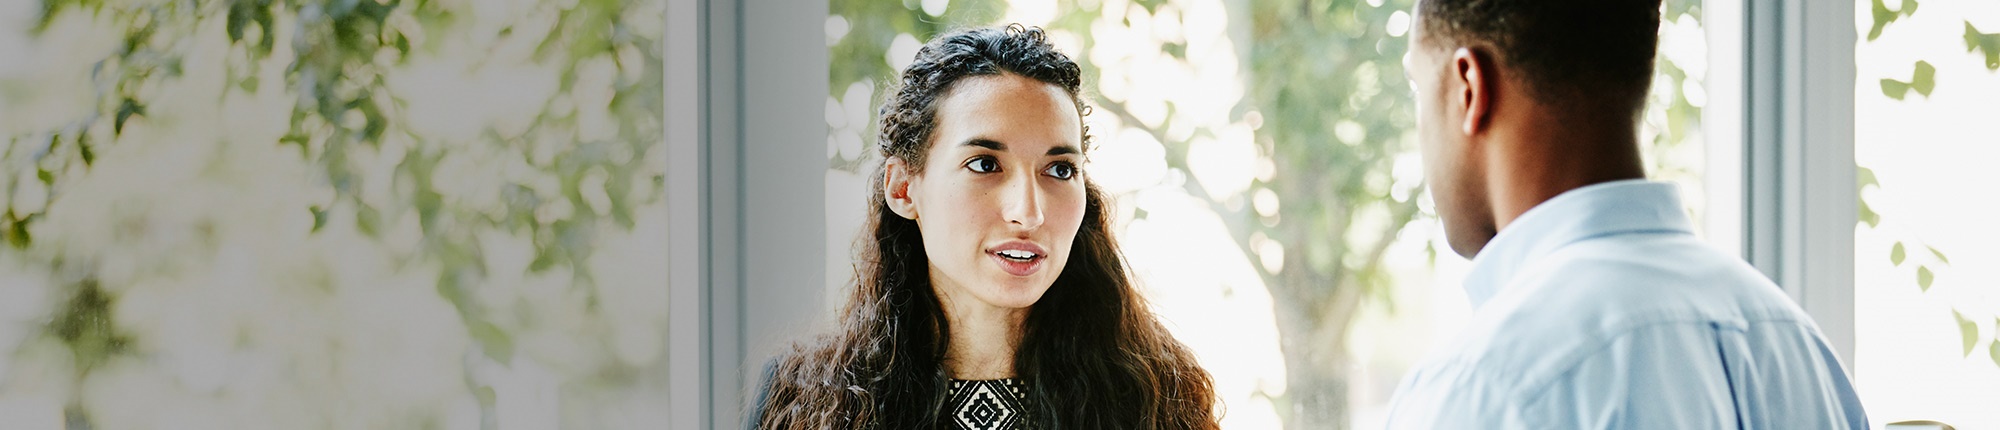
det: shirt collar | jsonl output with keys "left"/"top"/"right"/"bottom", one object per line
{"left": 1459, "top": 179, "right": 1696, "bottom": 309}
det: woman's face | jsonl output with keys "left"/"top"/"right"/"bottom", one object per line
{"left": 887, "top": 73, "right": 1086, "bottom": 312}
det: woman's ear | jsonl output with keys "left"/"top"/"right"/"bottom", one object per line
{"left": 884, "top": 157, "right": 920, "bottom": 220}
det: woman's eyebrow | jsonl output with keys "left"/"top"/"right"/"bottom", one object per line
{"left": 961, "top": 139, "right": 1078, "bottom": 156}
{"left": 962, "top": 138, "right": 1005, "bottom": 151}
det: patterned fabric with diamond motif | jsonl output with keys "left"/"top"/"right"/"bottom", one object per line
{"left": 945, "top": 378, "right": 1031, "bottom": 430}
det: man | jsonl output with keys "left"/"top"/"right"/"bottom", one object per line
{"left": 1385, "top": 0, "right": 1869, "bottom": 428}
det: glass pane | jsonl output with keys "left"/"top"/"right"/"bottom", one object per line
{"left": 0, "top": 1, "right": 669, "bottom": 427}
{"left": 1853, "top": 1, "right": 2000, "bottom": 428}
{"left": 825, "top": 0, "right": 1703, "bottom": 427}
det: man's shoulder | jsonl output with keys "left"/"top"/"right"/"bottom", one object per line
{"left": 1439, "top": 234, "right": 1813, "bottom": 387}
{"left": 1514, "top": 232, "right": 1806, "bottom": 325}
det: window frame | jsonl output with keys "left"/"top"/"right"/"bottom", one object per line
{"left": 666, "top": 0, "right": 707, "bottom": 427}
{"left": 1708, "top": 0, "right": 1859, "bottom": 373}
{"left": 668, "top": 0, "right": 831, "bottom": 427}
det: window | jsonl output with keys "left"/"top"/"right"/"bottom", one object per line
{"left": 1852, "top": 0, "right": 2000, "bottom": 427}
{"left": 823, "top": 0, "right": 1705, "bottom": 427}
{"left": 0, "top": 0, "right": 669, "bottom": 427}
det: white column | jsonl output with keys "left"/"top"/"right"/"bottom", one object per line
{"left": 668, "top": 0, "right": 830, "bottom": 427}
{"left": 1732, "top": 0, "right": 1858, "bottom": 372}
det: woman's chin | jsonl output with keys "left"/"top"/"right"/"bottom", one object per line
{"left": 975, "top": 282, "right": 1051, "bottom": 309}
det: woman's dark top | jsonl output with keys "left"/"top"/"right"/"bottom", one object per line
{"left": 746, "top": 359, "right": 1035, "bottom": 430}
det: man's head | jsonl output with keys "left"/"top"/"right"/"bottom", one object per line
{"left": 1404, "top": 0, "right": 1662, "bottom": 257}
{"left": 1413, "top": 0, "right": 1662, "bottom": 113}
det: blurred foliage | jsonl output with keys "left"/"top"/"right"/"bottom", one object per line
{"left": 1968, "top": 21, "right": 2000, "bottom": 70}
{"left": 1869, "top": 0, "right": 1919, "bottom": 41}
{"left": 828, "top": 0, "right": 1702, "bottom": 427}
{"left": 1, "top": 0, "right": 666, "bottom": 426}
{"left": 1859, "top": 0, "right": 1999, "bottom": 368}
{"left": 49, "top": 279, "right": 131, "bottom": 378}
{"left": 1880, "top": 60, "right": 1935, "bottom": 100}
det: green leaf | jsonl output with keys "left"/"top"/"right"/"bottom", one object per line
{"left": 1891, "top": 242, "right": 1906, "bottom": 266}
{"left": 1879, "top": 61, "right": 1936, "bottom": 100}
{"left": 1991, "top": 336, "right": 2000, "bottom": 368}
{"left": 4, "top": 214, "right": 28, "bottom": 249}
{"left": 77, "top": 132, "right": 94, "bottom": 166}
{"left": 364, "top": 113, "right": 387, "bottom": 146}
{"left": 1918, "top": 265, "right": 1934, "bottom": 291}
{"left": 1880, "top": 79, "right": 1910, "bottom": 100}
{"left": 468, "top": 321, "right": 515, "bottom": 365}
{"left": 1857, "top": 165, "right": 1878, "bottom": 229}
{"left": 1910, "top": 61, "right": 1935, "bottom": 96}
{"left": 252, "top": 7, "right": 275, "bottom": 57}
{"left": 113, "top": 98, "right": 144, "bottom": 136}
{"left": 1956, "top": 310, "right": 1978, "bottom": 356}
{"left": 50, "top": 280, "right": 132, "bottom": 373}
{"left": 1868, "top": 0, "right": 1919, "bottom": 41}
{"left": 1971, "top": 22, "right": 1989, "bottom": 52}
{"left": 528, "top": 247, "right": 557, "bottom": 272}
{"left": 1869, "top": 0, "right": 1892, "bottom": 41}
{"left": 394, "top": 32, "right": 411, "bottom": 58}
{"left": 1969, "top": 21, "right": 1984, "bottom": 51}
{"left": 1928, "top": 245, "right": 1950, "bottom": 265}
{"left": 310, "top": 205, "right": 330, "bottom": 233}
{"left": 355, "top": 203, "right": 382, "bottom": 237}
{"left": 227, "top": 3, "right": 249, "bottom": 42}
{"left": 36, "top": 169, "right": 53, "bottom": 185}
{"left": 1969, "top": 21, "right": 2000, "bottom": 70}
{"left": 1859, "top": 200, "right": 1881, "bottom": 228}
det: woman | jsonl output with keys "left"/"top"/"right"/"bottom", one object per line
{"left": 751, "top": 24, "right": 1219, "bottom": 429}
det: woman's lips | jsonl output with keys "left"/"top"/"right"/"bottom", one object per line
{"left": 990, "top": 251, "right": 1044, "bottom": 276}
{"left": 989, "top": 241, "right": 1047, "bottom": 277}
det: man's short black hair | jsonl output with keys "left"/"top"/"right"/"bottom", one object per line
{"left": 1418, "top": 0, "right": 1663, "bottom": 113}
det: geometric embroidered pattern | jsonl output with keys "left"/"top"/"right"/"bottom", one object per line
{"left": 946, "top": 378, "right": 1030, "bottom": 430}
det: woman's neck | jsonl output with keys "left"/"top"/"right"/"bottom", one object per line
{"left": 936, "top": 284, "right": 1028, "bottom": 380}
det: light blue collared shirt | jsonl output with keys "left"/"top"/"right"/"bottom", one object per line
{"left": 1383, "top": 180, "right": 1867, "bottom": 429}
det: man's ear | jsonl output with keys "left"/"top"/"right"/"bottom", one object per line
{"left": 884, "top": 156, "right": 920, "bottom": 220}
{"left": 1452, "top": 47, "right": 1492, "bottom": 136}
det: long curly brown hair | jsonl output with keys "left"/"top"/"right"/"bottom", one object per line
{"left": 751, "top": 24, "right": 1219, "bottom": 429}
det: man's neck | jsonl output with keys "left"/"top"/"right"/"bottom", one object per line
{"left": 1484, "top": 113, "right": 1647, "bottom": 231}
{"left": 934, "top": 279, "right": 1027, "bottom": 380}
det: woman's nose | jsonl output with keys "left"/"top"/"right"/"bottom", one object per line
{"left": 1003, "top": 173, "right": 1044, "bottom": 231}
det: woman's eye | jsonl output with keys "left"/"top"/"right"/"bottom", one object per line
{"left": 1044, "top": 162, "right": 1076, "bottom": 180}
{"left": 965, "top": 157, "right": 1000, "bottom": 173}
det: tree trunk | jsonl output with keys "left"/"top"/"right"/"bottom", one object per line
{"left": 1268, "top": 263, "right": 1365, "bottom": 430}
